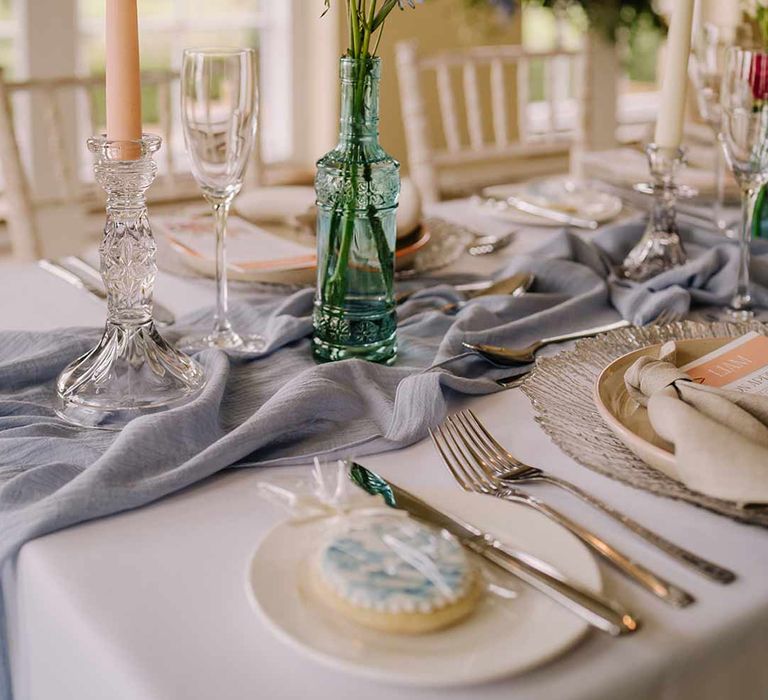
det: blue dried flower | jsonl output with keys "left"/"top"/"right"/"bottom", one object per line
{"left": 462, "top": 0, "right": 518, "bottom": 17}
{"left": 489, "top": 0, "right": 517, "bottom": 14}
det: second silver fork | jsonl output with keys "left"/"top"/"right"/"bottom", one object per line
{"left": 430, "top": 415, "right": 697, "bottom": 607}
{"left": 453, "top": 410, "right": 735, "bottom": 584}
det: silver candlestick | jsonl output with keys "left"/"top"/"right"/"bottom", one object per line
{"left": 56, "top": 135, "right": 205, "bottom": 429}
{"left": 621, "top": 144, "right": 695, "bottom": 281}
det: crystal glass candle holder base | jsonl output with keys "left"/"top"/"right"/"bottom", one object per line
{"left": 621, "top": 144, "right": 694, "bottom": 282}
{"left": 55, "top": 135, "right": 205, "bottom": 429}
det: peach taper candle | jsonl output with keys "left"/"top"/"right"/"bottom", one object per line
{"left": 105, "top": 0, "right": 142, "bottom": 156}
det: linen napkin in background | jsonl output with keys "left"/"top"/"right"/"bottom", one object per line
{"left": 1, "top": 220, "right": 768, "bottom": 697}
{"left": 624, "top": 341, "right": 768, "bottom": 504}
{"left": 530, "top": 221, "right": 768, "bottom": 326}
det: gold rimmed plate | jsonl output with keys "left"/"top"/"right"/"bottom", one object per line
{"left": 158, "top": 214, "right": 434, "bottom": 285}
{"left": 593, "top": 337, "right": 737, "bottom": 481}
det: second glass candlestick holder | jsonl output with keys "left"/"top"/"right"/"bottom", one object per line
{"left": 621, "top": 144, "right": 694, "bottom": 281}
{"left": 55, "top": 135, "right": 205, "bottom": 429}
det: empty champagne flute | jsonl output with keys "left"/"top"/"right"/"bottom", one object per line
{"left": 719, "top": 46, "right": 768, "bottom": 319}
{"left": 179, "top": 47, "right": 263, "bottom": 352}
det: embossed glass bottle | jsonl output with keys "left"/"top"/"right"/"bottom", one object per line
{"left": 313, "top": 57, "right": 399, "bottom": 364}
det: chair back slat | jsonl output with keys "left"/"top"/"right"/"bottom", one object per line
{"left": 462, "top": 60, "right": 483, "bottom": 151}
{"left": 0, "top": 69, "right": 39, "bottom": 259}
{"left": 516, "top": 57, "right": 530, "bottom": 143}
{"left": 85, "top": 85, "right": 101, "bottom": 138}
{"left": 397, "top": 41, "right": 582, "bottom": 202}
{"left": 395, "top": 40, "right": 439, "bottom": 202}
{"left": 157, "top": 78, "right": 175, "bottom": 179}
{"left": 490, "top": 58, "right": 508, "bottom": 148}
{"left": 41, "top": 90, "right": 78, "bottom": 200}
{"left": 435, "top": 62, "right": 461, "bottom": 152}
{"left": 543, "top": 58, "right": 557, "bottom": 134}
{"left": 0, "top": 67, "right": 227, "bottom": 259}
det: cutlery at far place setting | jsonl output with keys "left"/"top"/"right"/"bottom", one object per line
{"left": 39, "top": 258, "right": 176, "bottom": 327}
{"left": 466, "top": 230, "right": 515, "bottom": 256}
{"left": 349, "top": 463, "right": 639, "bottom": 637}
{"left": 430, "top": 418, "right": 695, "bottom": 608}
{"left": 39, "top": 258, "right": 108, "bottom": 304}
{"left": 64, "top": 255, "right": 176, "bottom": 326}
{"left": 475, "top": 194, "right": 600, "bottom": 230}
{"left": 441, "top": 272, "right": 534, "bottom": 314}
{"left": 396, "top": 272, "right": 534, "bottom": 308}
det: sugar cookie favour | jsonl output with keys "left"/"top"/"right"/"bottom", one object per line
{"left": 311, "top": 516, "right": 483, "bottom": 634}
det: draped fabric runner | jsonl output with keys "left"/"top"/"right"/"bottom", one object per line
{"left": 1, "top": 221, "right": 768, "bottom": 696}
{"left": 625, "top": 341, "right": 768, "bottom": 504}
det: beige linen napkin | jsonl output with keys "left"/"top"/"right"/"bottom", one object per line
{"left": 624, "top": 341, "right": 768, "bottom": 504}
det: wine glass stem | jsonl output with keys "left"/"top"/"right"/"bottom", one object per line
{"left": 733, "top": 185, "right": 757, "bottom": 312}
{"left": 714, "top": 143, "right": 726, "bottom": 231}
{"left": 212, "top": 198, "right": 233, "bottom": 335}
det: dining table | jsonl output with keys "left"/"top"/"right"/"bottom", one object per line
{"left": 3, "top": 198, "right": 768, "bottom": 700}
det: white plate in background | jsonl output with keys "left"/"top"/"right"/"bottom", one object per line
{"left": 481, "top": 177, "right": 623, "bottom": 227}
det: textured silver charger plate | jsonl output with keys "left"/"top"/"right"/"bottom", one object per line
{"left": 395, "top": 217, "right": 474, "bottom": 278}
{"left": 522, "top": 320, "right": 768, "bottom": 527}
{"left": 158, "top": 216, "right": 473, "bottom": 290}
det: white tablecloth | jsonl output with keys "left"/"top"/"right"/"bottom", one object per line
{"left": 3, "top": 201, "right": 768, "bottom": 700}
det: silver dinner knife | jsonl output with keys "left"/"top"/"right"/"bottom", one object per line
{"left": 39, "top": 259, "right": 108, "bottom": 302}
{"left": 478, "top": 194, "right": 599, "bottom": 230}
{"left": 39, "top": 256, "right": 176, "bottom": 327}
{"left": 349, "top": 463, "right": 639, "bottom": 637}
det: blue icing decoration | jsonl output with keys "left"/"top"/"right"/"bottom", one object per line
{"left": 318, "top": 517, "right": 472, "bottom": 612}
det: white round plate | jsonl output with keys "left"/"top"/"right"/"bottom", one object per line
{"left": 593, "top": 337, "right": 733, "bottom": 480}
{"left": 481, "top": 177, "right": 623, "bottom": 227}
{"left": 245, "top": 490, "right": 600, "bottom": 687}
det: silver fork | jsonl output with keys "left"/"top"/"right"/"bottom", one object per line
{"left": 430, "top": 416, "right": 696, "bottom": 607}
{"left": 464, "top": 308, "right": 683, "bottom": 367}
{"left": 453, "top": 409, "right": 736, "bottom": 583}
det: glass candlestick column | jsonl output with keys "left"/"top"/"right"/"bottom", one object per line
{"left": 55, "top": 135, "right": 205, "bottom": 429}
{"left": 621, "top": 144, "right": 693, "bottom": 282}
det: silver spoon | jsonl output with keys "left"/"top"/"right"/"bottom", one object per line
{"left": 442, "top": 271, "right": 535, "bottom": 313}
{"left": 464, "top": 308, "right": 682, "bottom": 366}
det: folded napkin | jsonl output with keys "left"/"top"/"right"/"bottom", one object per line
{"left": 625, "top": 341, "right": 768, "bottom": 504}
{"left": 568, "top": 221, "right": 768, "bottom": 325}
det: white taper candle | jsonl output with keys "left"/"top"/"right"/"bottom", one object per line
{"left": 654, "top": 0, "right": 696, "bottom": 150}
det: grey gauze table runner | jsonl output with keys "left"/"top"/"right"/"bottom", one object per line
{"left": 1, "top": 221, "right": 768, "bottom": 697}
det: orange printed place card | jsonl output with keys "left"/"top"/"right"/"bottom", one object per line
{"left": 679, "top": 332, "right": 768, "bottom": 395}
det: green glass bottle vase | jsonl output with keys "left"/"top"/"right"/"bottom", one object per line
{"left": 313, "top": 56, "right": 399, "bottom": 365}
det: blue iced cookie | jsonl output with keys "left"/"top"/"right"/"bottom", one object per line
{"left": 312, "top": 516, "right": 482, "bottom": 633}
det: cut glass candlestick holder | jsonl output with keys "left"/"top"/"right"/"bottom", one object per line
{"left": 55, "top": 135, "right": 205, "bottom": 429}
{"left": 621, "top": 144, "right": 695, "bottom": 282}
